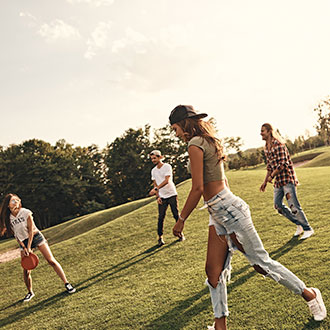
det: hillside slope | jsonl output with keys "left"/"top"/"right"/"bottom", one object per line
{"left": 0, "top": 169, "right": 329, "bottom": 330}
{"left": 0, "top": 196, "right": 155, "bottom": 255}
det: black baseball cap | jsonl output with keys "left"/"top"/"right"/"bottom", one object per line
{"left": 169, "top": 105, "right": 208, "bottom": 125}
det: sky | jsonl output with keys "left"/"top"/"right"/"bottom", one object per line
{"left": 1, "top": 0, "right": 330, "bottom": 151}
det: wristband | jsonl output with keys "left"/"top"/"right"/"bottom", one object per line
{"left": 179, "top": 214, "right": 185, "bottom": 222}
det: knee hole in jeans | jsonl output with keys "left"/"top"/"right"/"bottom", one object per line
{"left": 285, "top": 193, "right": 291, "bottom": 200}
{"left": 253, "top": 264, "right": 267, "bottom": 276}
{"left": 229, "top": 232, "right": 245, "bottom": 254}
{"left": 275, "top": 204, "right": 283, "bottom": 214}
{"left": 205, "top": 265, "right": 223, "bottom": 288}
{"left": 289, "top": 204, "right": 298, "bottom": 214}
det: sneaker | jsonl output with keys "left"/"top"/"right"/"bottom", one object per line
{"left": 294, "top": 225, "right": 303, "bottom": 236}
{"left": 300, "top": 228, "right": 314, "bottom": 240}
{"left": 207, "top": 323, "right": 215, "bottom": 330}
{"left": 158, "top": 238, "right": 165, "bottom": 246}
{"left": 178, "top": 233, "right": 186, "bottom": 242}
{"left": 307, "top": 288, "right": 327, "bottom": 321}
{"left": 65, "top": 283, "right": 76, "bottom": 294}
{"left": 23, "top": 292, "right": 35, "bottom": 302}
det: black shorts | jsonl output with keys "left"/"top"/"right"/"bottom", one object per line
{"left": 20, "top": 232, "right": 46, "bottom": 250}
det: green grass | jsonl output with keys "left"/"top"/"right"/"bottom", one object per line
{"left": 1, "top": 168, "right": 330, "bottom": 329}
{"left": 291, "top": 146, "right": 330, "bottom": 167}
{"left": 301, "top": 149, "right": 330, "bottom": 168}
{"left": 0, "top": 196, "right": 155, "bottom": 254}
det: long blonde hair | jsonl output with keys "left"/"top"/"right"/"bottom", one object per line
{"left": 175, "top": 117, "right": 226, "bottom": 161}
{"left": 262, "top": 123, "right": 286, "bottom": 145}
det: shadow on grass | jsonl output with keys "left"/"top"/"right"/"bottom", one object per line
{"left": 146, "top": 236, "right": 304, "bottom": 329}
{"left": 302, "top": 318, "right": 326, "bottom": 329}
{"left": 75, "top": 240, "right": 179, "bottom": 292}
{"left": 145, "top": 287, "right": 210, "bottom": 330}
{"left": 0, "top": 300, "right": 22, "bottom": 312}
{"left": 0, "top": 241, "right": 178, "bottom": 328}
{"left": 228, "top": 236, "right": 303, "bottom": 293}
{"left": 0, "top": 291, "right": 70, "bottom": 328}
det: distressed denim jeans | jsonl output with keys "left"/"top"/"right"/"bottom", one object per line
{"left": 273, "top": 183, "right": 312, "bottom": 231}
{"left": 205, "top": 188, "right": 306, "bottom": 318}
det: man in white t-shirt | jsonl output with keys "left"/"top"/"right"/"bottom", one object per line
{"left": 149, "top": 150, "right": 184, "bottom": 246}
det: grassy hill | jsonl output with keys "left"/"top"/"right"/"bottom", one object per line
{"left": 0, "top": 196, "right": 155, "bottom": 254}
{"left": 0, "top": 167, "right": 329, "bottom": 329}
{"left": 291, "top": 146, "right": 330, "bottom": 167}
{"left": 300, "top": 149, "right": 330, "bottom": 167}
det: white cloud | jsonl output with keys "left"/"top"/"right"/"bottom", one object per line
{"left": 85, "top": 21, "right": 112, "bottom": 59}
{"left": 66, "top": 0, "right": 114, "bottom": 7}
{"left": 108, "top": 25, "right": 201, "bottom": 91}
{"left": 19, "top": 12, "right": 37, "bottom": 20}
{"left": 111, "top": 27, "right": 148, "bottom": 54}
{"left": 111, "top": 39, "right": 126, "bottom": 53}
{"left": 38, "top": 19, "right": 81, "bottom": 43}
{"left": 19, "top": 12, "right": 38, "bottom": 27}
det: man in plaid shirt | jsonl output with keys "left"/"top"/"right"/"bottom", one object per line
{"left": 259, "top": 123, "right": 314, "bottom": 240}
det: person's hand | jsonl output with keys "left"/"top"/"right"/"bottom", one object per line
{"left": 156, "top": 197, "right": 162, "bottom": 205}
{"left": 23, "top": 247, "right": 30, "bottom": 256}
{"left": 173, "top": 219, "right": 184, "bottom": 238}
{"left": 266, "top": 175, "right": 273, "bottom": 183}
{"left": 260, "top": 181, "right": 267, "bottom": 192}
{"left": 149, "top": 188, "right": 156, "bottom": 196}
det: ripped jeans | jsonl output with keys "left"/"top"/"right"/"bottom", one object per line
{"left": 205, "top": 188, "right": 306, "bottom": 318}
{"left": 274, "top": 183, "right": 312, "bottom": 231}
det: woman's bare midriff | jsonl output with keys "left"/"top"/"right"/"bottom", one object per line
{"left": 203, "top": 180, "right": 227, "bottom": 201}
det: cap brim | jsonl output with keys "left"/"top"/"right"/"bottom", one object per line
{"left": 189, "top": 113, "right": 208, "bottom": 120}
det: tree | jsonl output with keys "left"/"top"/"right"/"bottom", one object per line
{"left": 0, "top": 139, "right": 109, "bottom": 230}
{"left": 73, "top": 144, "right": 110, "bottom": 214}
{"left": 104, "top": 125, "right": 152, "bottom": 205}
{"left": 314, "top": 96, "right": 330, "bottom": 145}
{"left": 223, "top": 137, "right": 244, "bottom": 154}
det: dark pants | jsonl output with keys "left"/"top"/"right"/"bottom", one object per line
{"left": 157, "top": 195, "right": 179, "bottom": 236}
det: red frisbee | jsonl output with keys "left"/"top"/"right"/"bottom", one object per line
{"left": 21, "top": 252, "right": 39, "bottom": 270}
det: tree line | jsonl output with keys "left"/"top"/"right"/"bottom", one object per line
{"left": 0, "top": 125, "right": 190, "bottom": 232}
{"left": 227, "top": 96, "right": 330, "bottom": 170}
{"left": 1, "top": 97, "right": 329, "bottom": 232}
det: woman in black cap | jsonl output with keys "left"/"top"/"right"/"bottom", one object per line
{"left": 169, "top": 105, "right": 326, "bottom": 330}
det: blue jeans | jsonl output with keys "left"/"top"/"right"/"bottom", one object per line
{"left": 20, "top": 231, "right": 46, "bottom": 250}
{"left": 273, "top": 183, "right": 312, "bottom": 231}
{"left": 205, "top": 188, "right": 306, "bottom": 318}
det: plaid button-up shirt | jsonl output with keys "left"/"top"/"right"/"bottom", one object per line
{"left": 264, "top": 138, "right": 298, "bottom": 188}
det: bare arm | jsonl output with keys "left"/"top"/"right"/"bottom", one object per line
{"left": 149, "top": 176, "right": 170, "bottom": 196}
{"left": 180, "top": 146, "right": 204, "bottom": 220}
{"left": 26, "top": 215, "right": 34, "bottom": 252}
{"left": 174, "top": 145, "right": 203, "bottom": 227}
{"left": 16, "top": 237, "right": 26, "bottom": 250}
{"left": 156, "top": 176, "right": 170, "bottom": 190}
{"left": 173, "top": 146, "right": 203, "bottom": 237}
{"left": 149, "top": 180, "right": 163, "bottom": 204}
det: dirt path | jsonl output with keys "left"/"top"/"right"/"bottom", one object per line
{"left": 0, "top": 248, "right": 20, "bottom": 263}
{"left": 293, "top": 160, "right": 310, "bottom": 168}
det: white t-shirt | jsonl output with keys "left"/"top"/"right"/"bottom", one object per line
{"left": 9, "top": 208, "right": 37, "bottom": 241}
{"left": 151, "top": 163, "right": 177, "bottom": 198}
